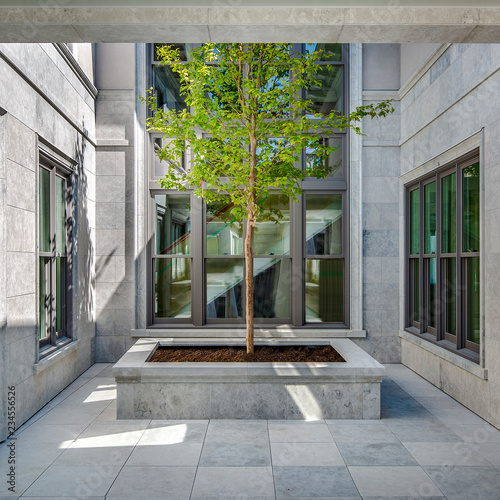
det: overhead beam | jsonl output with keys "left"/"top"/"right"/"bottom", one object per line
{"left": 0, "top": 7, "right": 499, "bottom": 43}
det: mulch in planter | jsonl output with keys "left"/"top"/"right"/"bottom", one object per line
{"left": 148, "top": 345, "right": 345, "bottom": 363}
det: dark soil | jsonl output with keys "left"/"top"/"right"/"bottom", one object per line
{"left": 148, "top": 345, "right": 345, "bottom": 363}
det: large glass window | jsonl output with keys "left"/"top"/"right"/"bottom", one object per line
{"left": 38, "top": 163, "right": 70, "bottom": 351}
{"left": 305, "top": 194, "right": 344, "bottom": 323}
{"left": 406, "top": 154, "right": 480, "bottom": 357}
{"left": 148, "top": 43, "right": 348, "bottom": 328}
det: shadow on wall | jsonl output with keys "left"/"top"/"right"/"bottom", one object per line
{"left": 71, "top": 128, "right": 95, "bottom": 363}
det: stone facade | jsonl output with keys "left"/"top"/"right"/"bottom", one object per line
{"left": 2, "top": 41, "right": 500, "bottom": 438}
{"left": 0, "top": 43, "right": 96, "bottom": 442}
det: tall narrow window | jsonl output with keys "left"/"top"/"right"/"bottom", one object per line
{"left": 406, "top": 154, "right": 480, "bottom": 359}
{"left": 305, "top": 194, "right": 344, "bottom": 323}
{"left": 38, "top": 162, "right": 70, "bottom": 351}
{"left": 154, "top": 194, "right": 192, "bottom": 321}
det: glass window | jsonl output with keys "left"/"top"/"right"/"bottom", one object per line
{"left": 424, "top": 181, "right": 436, "bottom": 255}
{"left": 155, "top": 194, "right": 191, "bottom": 255}
{"left": 306, "top": 259, "right": 343, "bottom": 323}
{"left": 466, "top": 257, "right": 480, "bottom": 345}
{"left": 305, "top": 137, "right": 342, "bottom": 179}
{"left": 463, "top": 163, "right": 480, "bottom": 253}
{"left": 253, "top": 258, "right": 290, "bottom": 319}
{"left": 38, "top": 163, "right": 70, "bottom": 349}
{"left": 406, "top": 155, "right": 480, "bottom": 357}
{"left": 206, "top": 259, "right": 243, "bottom": 319}
{"left": 39, "top": 167, "right": 51, "bottom": 253}
{"left": 304, "top": 43, "right": 342, "bottom": 62}
{"left": 149, "top": 43, "right": 348, "bottom": 327}
{"left": 155, "top": 258, "right": 191, "bottom": 319}
{"left": 305, "top": 66, "right": 342, "bottom": 116}
{"left": 441, "top": 173, "right": 456, "bottom": 254}
{"left": 254, "top": 195, "right": 290, "bottom": 256}
{"left": 153, "top": 65, "right": 187, "bottom": 112}
{"left": 206, "top": 199, "right": 243, "bottom": 256}
{"left": 410, "top": 188, "right": 420, "bottom": 255}
{"left": 306, "top": 194, "right": 342, "bottom": 256}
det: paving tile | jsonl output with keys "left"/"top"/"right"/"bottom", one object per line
{"left": 106, "top": 465, "right": 196, "bottom": 499}
{"left": 473, "top": 442, "right": 500, "bottom": 466}
{"left": 404, "top": 441, "right": 491, "bottom": 466}
{"left": 269, "top": 421, "right": 334, "bottom": 443}
{"left": 71, "top": 423, "right": 147, "bottom": 448}
{"left": 327, "top": 422, "right": 399, "bottom": 443}
{"left": 337, "top": 442, "right": 418, "bottom": 466}
{"left": 204, "top": 419, "right": 268, "bottom": 443}
{"left": 191, "top": 466, "right": 274, "bottom": 498}
{"left": 414, "top": 396, "right": 466, "bottom": 411}
{"left": 22, "top": 464, "right": 121, "bottom": 498}
{"left": 0, "top": 463, "right": 48, "bottom": 497}
{"left": 271, "top": 441, "right": 345, "bottom": 466}
{"left": 139, "top": 421, "right": 208, "bottom": 444}
{"left": 429, "top": 409, "right": 490, "bottom": 425}
{"left": 274, "top": 466, "right": 359, "bottom": 498}
{"left": 445, "top": 423, "right": 500, "bottom": 443}
{"left": 199, "top": 440, "right": 271, "bottom": 466}
{"left": 348, "top": 466, "right": 443, "bottom": 497}
{"left": 424, "top": 465, "right": 500, "bottom": 499}
{"left": 385, "top": 419, "right": 463, "bottom": 442}
{"left": 52, "top": 445, "right": 134, "bottom": 467}
{"left": 126, "top": 443, "right": 202, "bottom": 466}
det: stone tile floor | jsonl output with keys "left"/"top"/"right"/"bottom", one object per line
{"left": 1, "top": 363, "right": 499, "bottom": 499}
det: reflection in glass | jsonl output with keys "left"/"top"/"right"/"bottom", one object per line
{"left": 155, "top": 194, "right": 191, "bottom": 255}
{"left": 153, "top": 65, "right": 187, "bottom": 112}
{"left": 206, "top": 199, "right": 243, "bottom": 255}
{"left": 304, "top": 43, "right": 342, "bottom": 61}
{"left": 56, "top": 256, "right": 65, "bottom": 332}
{"left": 412, "top": 259, "right": 420, "bottom": 323}
{"left": 254, "top": 195, "right": 290, "bottom": 255}
{"left": 424, "top": 181, "right": 436, "bottom": 254}
{"left": 153, "top": 43, "right": 190, "bottom": 62}
{"left": 427, "top": 258, "right": 437, "bottom": 329}
{"left": 206, "top": 259, "right": 243, "bottom": 319}
{"left": 441, "top": 173, "right": 456, "bottom": 254}
{"left": 153, "top": 137, "right": 185, "bottom": 178}
{"left": 463, "top": 163, "right": 480, "bottom": 253}
{"left": 306, "top": 194, "right": 342, "bottom": 255}
{"left": 39, "top": 257, "right": 49, "bottom": 340}
{"left": 410, "top": 188, "right": 420, "bottom": 255}
{"left": 305, "top": 66, "right": 342, "bottom": 116}
{"left": 253, "top": 258, "right": 290, "bottom": 318}
{"left": 305, "top": 259, "right": 343, "bottom": 323}
{"left": 467, "top": 257, "right": 480, "bottom": 344}
{"left": 444, "top": 258, "right": 456, "bottom": 336}
{"left": 39, "top": 167, "right": 51, "bottom": 253}
{"left": 56, "top": 176, "right": 66, "bottom": 253}
{"left": 155, "top": 258, "right": 191, "bottom": 318}
{"left": 305, "top": 137, "right": 342, "bottom": 178}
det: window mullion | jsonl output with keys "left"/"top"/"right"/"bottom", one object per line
{"left": 456, "top": 165, "right": 463, "bottom": 349}
{"left": 419, "top": 181, "right": 424, "bottom": 334}
{"left": 436, "top": 174, "right": 442, "bottom": 341}
{"left": 49, "top": 168, "right": 57, "bottom": 346}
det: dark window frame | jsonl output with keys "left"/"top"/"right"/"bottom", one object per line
{"left": 147, "top": 43, "right": 350, "bottom": 329}
{"left": 405, "top": 150, "right": 480, "bottom": 361}
{"left": 38, "top": 147, "right": 74, "bottom": 355}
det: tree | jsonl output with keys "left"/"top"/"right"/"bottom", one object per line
{"left": 143, "top": 43, "right": 393, "bottom": 354}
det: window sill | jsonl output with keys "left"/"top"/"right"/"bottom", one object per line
{"left": 400, "top": 330, "right": 487, "bottom": 380}
{"left": 34, "top": 339, "right": 79, "bottom": 375}
{"left": 132, "top": 327, "right": 366, "bottom": 339}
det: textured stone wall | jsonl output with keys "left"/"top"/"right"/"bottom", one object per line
{"left": 94, "top": 90, "right": 137, "bottom": 362}
{"left": 0, "top": 44, "right": 96, "bottom": 441}
{"left": 400, "top": 43, "right": 500, "bottom": 428}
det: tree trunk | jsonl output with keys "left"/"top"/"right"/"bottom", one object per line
{"left": 245, "top": 215, "right": 254, "bottom": 354}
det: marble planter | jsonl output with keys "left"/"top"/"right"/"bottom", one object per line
{"left": 113, "top": 338, "right": 385, "bottom": 420}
